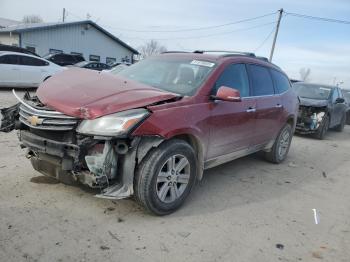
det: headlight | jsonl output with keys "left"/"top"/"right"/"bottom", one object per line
{"left": 77, "top": 109, "right": 149, "bottom": 136}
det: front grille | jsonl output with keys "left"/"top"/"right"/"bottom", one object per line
{"left": 19, "top": 102, "right": 79, "bottom": 131}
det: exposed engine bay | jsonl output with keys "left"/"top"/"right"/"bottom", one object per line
{"left": 0, "top": 91, "right": 163, "bottom": 199}
{"left": 296, "top": 105, "right": 327, "bottom": 134}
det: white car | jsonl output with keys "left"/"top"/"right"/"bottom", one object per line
{"left": 0, "top": 51, "right": 65, "bottom": 87}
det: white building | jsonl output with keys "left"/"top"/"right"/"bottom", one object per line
{"left": 0, "top": 20, "right": 138, "bottom": 64}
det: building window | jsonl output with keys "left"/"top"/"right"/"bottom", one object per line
{"left": 71, "top": 52, "right": 83, "bottom": 56}
{"left": 26, "top": 46, "right": 36, "bottom": 54}
{"left": 121, "top": 56, "right": 130, "bottom": 63}
{"left": 49, "top": 48, "right": 63, "bottom": 54}
{"left": 89, "top": 55, "right": 100, "bottom": 62}
{"left": 106, "top": 57, "right": 116, "bottom": 65}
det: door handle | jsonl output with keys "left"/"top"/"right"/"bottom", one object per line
{"left": 246, "top": 107, "right": 256, "bottom": 113}
{"left": 275, "top": 104, "right": 283, "bottom": 108}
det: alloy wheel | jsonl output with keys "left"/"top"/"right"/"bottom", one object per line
{"left": 156, "top": 154, "right": 191, "bottom": 203}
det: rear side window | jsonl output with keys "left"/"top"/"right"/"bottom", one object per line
{"left": 0, "top": 55, "right": 19, "bottom": 65}
{"left": 19, "top": 56, "right": 48, "bottom": 66}
{"left": 248, "top": 64, "right": 274, "bottom": 96}
{"left": 214, "top": 64, "right": 249, "bottom": 97}
{"left": 270, "top": 69, "right": 290, "bottom": 94}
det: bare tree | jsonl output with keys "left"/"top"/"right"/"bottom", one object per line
{"left": 299, "top": 68, "right": 311, "bottom": 82}
{"left": 138, "top": 40, "right": 167, "bottom": 58}
{"left": 22, "top": 15, "right": 43, "bottom": 24}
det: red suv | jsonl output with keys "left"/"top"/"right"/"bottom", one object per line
{"left": 1, "top": 51, "right": 298, "bottom": 215}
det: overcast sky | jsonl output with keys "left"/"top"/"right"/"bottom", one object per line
{"left": 1, "top": 0, "right": 350, "bottom": 88}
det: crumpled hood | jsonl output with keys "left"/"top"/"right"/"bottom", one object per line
{"left": 37, "top": 68, "right": 179, "bottom": 119}
{"left": 299, "top": 97, "right": 328, "bottom": 107}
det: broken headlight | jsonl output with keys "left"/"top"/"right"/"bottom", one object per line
{"left": 77, "top": 109, "right": 149, "bottom": 136}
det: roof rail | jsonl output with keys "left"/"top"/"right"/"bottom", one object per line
{"left": 161, "top": 51, "right": 190, "bottom": 54}
{"left": 255, "top": 56, "right": 269, "bottom": 62}
{"left": 193, "top": 50, "right": 256, "bottom": 57}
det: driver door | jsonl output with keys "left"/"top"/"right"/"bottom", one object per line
{"left": 207, "top": 63, "right": 256, "bottom": 159}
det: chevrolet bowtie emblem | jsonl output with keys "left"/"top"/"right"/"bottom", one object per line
{"left": 27, "top": 115, "right": 43, "bottom": 126}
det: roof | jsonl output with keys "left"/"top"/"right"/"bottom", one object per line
{"left": 0, "top": 17, "right": 20, "bottom": 28}
{"left": 0, "top": 20, "right": 139, "bottom": 54}
{"left": 158, "top": 51, "right": 282, "bottom": 71}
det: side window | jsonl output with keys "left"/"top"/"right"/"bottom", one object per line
{"left": 214, "top": 64, "right": 249, "bottom": 97}
{"left": 270, "top": 69, "right": 290, "bottom": 94}
{"left": 0, "top": 55, "right": 19, "bottom": 65}
{"left": 331, "top": 88, "right": 339, "bottom": 103}
{"left": 248, "top": 64, "right": 274, "bottom": 96}
{"left": 19, "top": 56, "right": 48, "bottom": 66}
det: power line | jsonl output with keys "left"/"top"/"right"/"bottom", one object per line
{"left": 120, "top": 21, "right": 276, "bottom": 41}
{"left": 253, "top": 27, "right": 275, "bottom": 52}
{"left": 100, "top": 12, "right": 278, "bottom": 33}
{"left": 285, "top": 11, "right": 350, "bottom": 25}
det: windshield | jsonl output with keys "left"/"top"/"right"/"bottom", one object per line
{"left": 293, "top": 83, "right": 332, "bottom": 100}
{"left": 112, "top": 57, "right": 216, "bottom": 96}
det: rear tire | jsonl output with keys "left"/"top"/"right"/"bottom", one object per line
{"left": 265, "top": 124, "right": 292, "bottom": 164}
{"left": 134, "top": 139, "right": 197, "bottom": 216}
{"left": 314, "top": 115, "right": 329, "bottom": 139}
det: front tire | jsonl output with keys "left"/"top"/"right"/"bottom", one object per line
{"left": 265, "top": 124, "right": 293, "bottom": 164}
{"left": 134, "top": 139, "right": 197, "bottom": 215}
{"left": 315, "top": 115, "right": 329, "bottom": 139}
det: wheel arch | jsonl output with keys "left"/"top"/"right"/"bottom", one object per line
{"left": 169, "top": 133, "right": 205, "bottom": 181}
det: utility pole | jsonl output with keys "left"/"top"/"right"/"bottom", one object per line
{"left": 62, "top": 8, "right": 66, "bottom": 23}
{"left": 269, "top": 8, "right": 283, "bottom": 62}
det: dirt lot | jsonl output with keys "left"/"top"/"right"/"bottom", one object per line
{"left": 0, "top": 89, "right": 350, "bottom": 262}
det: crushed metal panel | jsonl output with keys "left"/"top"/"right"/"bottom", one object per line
{"left": 0, "top": 103, "right": 20, "bottom": 132}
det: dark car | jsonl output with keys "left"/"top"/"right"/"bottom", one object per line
{"left": 74, "top": 61, "right": 111, "bottom": 71}
{"left": 341, "top": 89, "right": 350, "bottom": 125}
{"left": 44, "top": 53, "right": 85, "bottom": 66}
{"left": 0, "top": 44, "right": 40, "bottom": 57}
{"left": 0, "top": 51, "right": 298, "bottom": 215}
{"left": 293, "top": 82, "right": 347, "bottom": 139}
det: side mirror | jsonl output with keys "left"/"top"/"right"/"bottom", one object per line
{"left": 336, "top": 97, "right": 345, "bottom": 104}
{"left": 211, "top": 86, "right": 241, "bottom": 102}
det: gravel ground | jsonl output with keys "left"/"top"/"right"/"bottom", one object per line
{"left": 0, "top": 89, "right": 350, "bottom": 262}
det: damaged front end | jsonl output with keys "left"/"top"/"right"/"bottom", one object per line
{"left": 0, "top": 91, "right": 163, "bottom": 199}
{"left": 296, "top": 105, "right": 327, "bottom": 134}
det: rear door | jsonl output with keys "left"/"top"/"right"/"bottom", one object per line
{"left": 18, "top": 55, "right": 49, "bottom": 86}
{"left": 0, "top": 55, "right": 20, "bottom": 86}
{"left": 207, "top": 63, "right": 256, "bottom": 159}
{"left": 247, "top": 64, "right": 281, "bottom": 146}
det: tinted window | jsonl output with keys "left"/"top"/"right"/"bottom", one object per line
{"left": 214, "top": 64, "right": 249, "bottom": 97}
{"left": 74, "top": 55, "right": 84, "bottom": 63}
{"left": 0, "top": 55, "right": 18, "bottom": 64}
{"left": 249, "top": 65, "right": 274, "bottom": 96}
{"left": 63, "top": 55, "right": 76, "bottom": 63}
{"left": 270, "top": 69, "right": 290, "bottom": 94}
{"left": 19, "top": 56, "right": 48, "bottom": 66}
